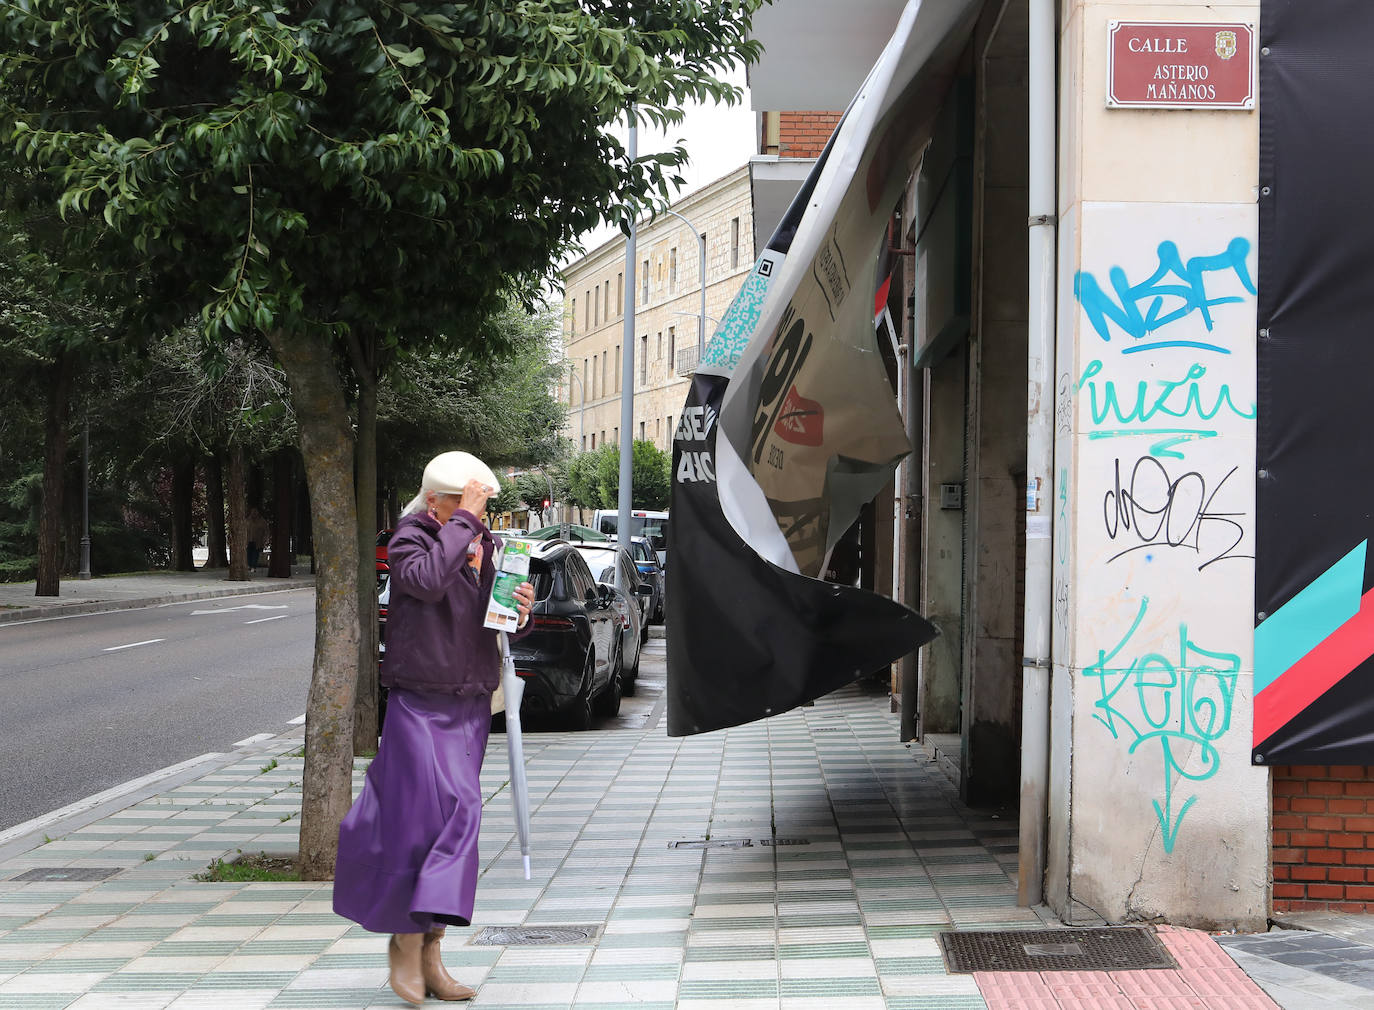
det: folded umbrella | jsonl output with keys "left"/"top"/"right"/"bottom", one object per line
{"left": 498, "top": 631, "right": 532, "bottom": 879}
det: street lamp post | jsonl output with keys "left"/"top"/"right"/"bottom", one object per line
{"left": 663, "top": 208, "right": 708, "bottom": 364}
{"left": 565, "top": 362, "right": 585, "bottom": 450}
{"left": 79, "top": 413, "right": 91, "bottom": 580}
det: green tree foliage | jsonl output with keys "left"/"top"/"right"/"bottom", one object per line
{"left": 582, "top": 441, "right": 671, "bottom": 510}
{"left": 0, "top": 0, "right": 762, "bottom": 877}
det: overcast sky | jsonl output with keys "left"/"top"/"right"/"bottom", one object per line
{"left": 563, "top": 66, "right": 756, "bottom": 268}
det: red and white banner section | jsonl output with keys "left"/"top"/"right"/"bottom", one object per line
{"left": 665, "top": 0, "right": 981, "bottom": 736}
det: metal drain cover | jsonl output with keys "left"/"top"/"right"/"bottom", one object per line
{"left": 471, "top": 924, "right": 600, "bottom": 946}
{"left": 11, "top": 867, "right": 123, "bottom": 882}
{"left": 938, "top": 927, "right": 1176, "bottom": 973}
{"left": 668, "top": 838, "right": 753, "bottom": 849}
{"left": 759, "top": 838, "right": 811, "bottom": 846}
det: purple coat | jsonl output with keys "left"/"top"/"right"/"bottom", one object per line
{"left": 381, "top": 510, "right": 529, "bottom": 697}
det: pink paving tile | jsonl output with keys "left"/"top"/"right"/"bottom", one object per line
{"left": 1055, "top": 998, "right": 1136, "bottom": 1010}
{"left": 976, "top": 995, "right": 1063, "bottom": 1010}
{"left": 1177, "top": 967, "right": 1265, "bottom": 996}
{"left": 973, "top": 971, "right": 1056, "bottom": 997}
{"left": 1111, "top": 970, "right": 1196, "bottom": 997}
{"left": 1156, "top": 928, "right": 1239, "bottom": 969}
{"left": 1126, "top": 997, "right": 1208, "bottom": 1009}
{"left": 1044, "top": 977, "right": 1126, "bottom": 999}
{"left": 1201, "top": 994, "right": 1279, "bottom": 1010}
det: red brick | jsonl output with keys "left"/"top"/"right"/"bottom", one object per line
{"left": 1272, "top": 865, "right": 1291, "bottom": 880}
{"left": 1329, "top": 833, "right": 1365, "bottom": 848}
{"left": 1272, "top": 847, "right": 1307, "bottom": 863}
{"left": 1327, "top": 766, "right": 1371, "bottom": 779}
{"left": 1328, "top": 798, "right": 1365, "bottom": 813}
{"left": 1332, "top": 901, "right": 1373, "bottom": 912}
{"left": 1293, "top": 798, "right": 1329, "bottom": 813}
{"left": 1309, "top": 883, "right": 1345, "bottom": 900}
{"left": 1306, "top": 815, "right": 1344, "bottom": 831}
{"left": 1274, "top": 796, "right": 1292, "bottom": 812}
{"left": 1273, "top": 778, "right": 1308, "bottom": 796}
{"left": 1291, "top": 831, "right": 1330, "bottom": 847}
{"left": 1273, "top": 814, "right": 1304, "bottom": 830}
{"left": 1273, "top": 883, "right": 1306, "bottom": 899}
{"left": 1309, "top": 849, "right": 1346, "bottom": 864}
{"left": 1344, "top": 884, "right": 1374, "bottom": 900}
{"left": 1329, "top": 866, "right": 1365, "bottom": 882}
{"left": 1310, "top": 780, "right": 1345, "bottom": 796}
{"left": 1343, "top": 849, "right": 1374, "bottom": 865}
{"left": 1290, "top": 765, "right": 1329, "bottom": 778}
{"left": 1343, "top": 781, "right": 1374, "bottom": 796}
{"left": 1290, "top": 865, "right": 1328, "bottom": 881}
{"left": 1342, "top": 816, "right": 1374, "bottom": 832}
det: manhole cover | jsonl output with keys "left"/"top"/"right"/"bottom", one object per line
{"left": 759, "top": 838, "right": 811, "bottom": 846}
{"left": 470, "top": 925, "right": 600, "bottom": 946}
{"left": 12, "top": 867, "right": 123, "bottom": 882}
{"left": 668, "top": 838, "right": 753, "bottom": 849}
{"left": 938, "top": 927, "right": 1176, "bottom": 973}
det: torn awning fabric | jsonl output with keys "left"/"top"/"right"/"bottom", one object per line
{"left": 666, "top": 0, "right": 980, "bottom": 737}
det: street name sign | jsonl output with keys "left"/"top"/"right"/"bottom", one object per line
{"left": 1107, "top": 21, "right": 1256, "bottom": 110}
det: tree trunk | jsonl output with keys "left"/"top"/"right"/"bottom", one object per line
{"left": 204, "top": 454, "right": 229, "bottom": 568}
{"left": 264, "top": 326, "right": 360, "bottom": 881}
{"left": 35, "top": 351, "right": 73, "bottom": 597}
{"left": 269, "top": 448, "right": 294, "bottom": 578}
{"left": 226, "top": 444, "right": 249, "bottom": 581}
{"left": 171, "top": 458, "right": 196, "bottom": 571}
{"left": 353, "top": 374, "right": 379, "bottom": 754}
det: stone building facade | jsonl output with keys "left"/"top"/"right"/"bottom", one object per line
{"left": 559, "top": 166, "right": 754, "bottom": 455}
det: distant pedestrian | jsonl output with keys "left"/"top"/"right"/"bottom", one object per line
{"left": 333, "top": 452, "right": 534, "bottom": 1006}
{"left": 245, "top": 507, "right": 270, "bottom": 570}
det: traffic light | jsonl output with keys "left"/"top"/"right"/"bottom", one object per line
{"left": 541, "top": 498, "right": 550, "bottom": 510}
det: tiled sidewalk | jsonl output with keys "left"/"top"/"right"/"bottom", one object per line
{"left": 0, "top": 671, "right": 1318, "bottom": 1009}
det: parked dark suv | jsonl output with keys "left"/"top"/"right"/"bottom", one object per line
{"left": 508, "top": 539, "right": 623, "bottom": 729}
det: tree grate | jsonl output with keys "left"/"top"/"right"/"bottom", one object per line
{"left": 470, "top": 925, "right": 600, "bottom": 946}
{"left": 12, "top": 867, "right": 123, "bottom": 882}
{"left": 938, "top": 927, "right": 1177, "bottom": 973}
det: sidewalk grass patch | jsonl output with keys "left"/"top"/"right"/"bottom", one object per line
{"left": 194, "top": 851, "right": 299, "bottom": 882}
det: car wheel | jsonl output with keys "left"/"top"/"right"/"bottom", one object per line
{"left": 595, "top": 645, "right": 623, "bottom": 718}
{"left": 564, "top": 651, "right": 595, "bottom": 731}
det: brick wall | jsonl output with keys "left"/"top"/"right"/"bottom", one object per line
{"left": 777, "top": 111, "right": 842, "bottom": 158}
{"left": 1273, "top": 765, "right": 1374, "bottom": 913}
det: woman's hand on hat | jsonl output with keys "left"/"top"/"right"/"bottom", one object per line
{"left": 457, "top": 479, "right": 492, "bottom": 517}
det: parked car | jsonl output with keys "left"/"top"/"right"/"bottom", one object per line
{"left": 375, "top": 528, "right": 394, "bottom": 582}
{"left": 508, "top": 539, "right": 624, "bottom": 728}
{"left": 527, "top": 523, "right": 608, "bottom": 543}
{"left": 377, "top": 572, "right": 391, "bottom": 730}
{"left": 498, "top": 527, "right": 528, "bottom": 537}
{"left": 570, "top": 544, "right": 651, "bottom": 693}
{"left": 614, "top": 535, "right": 665, "bottom": 624}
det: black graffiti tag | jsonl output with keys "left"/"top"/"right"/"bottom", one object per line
{"left": 1102, "top": 456, "right": 1250, "bottom": 570}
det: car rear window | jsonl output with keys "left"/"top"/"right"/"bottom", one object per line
{"left": 529, "top": 559, "right": 554, "bottom": 602}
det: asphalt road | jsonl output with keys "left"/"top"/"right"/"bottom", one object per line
{"left": 0, "top": 590, "right": 316, "bottom": 832}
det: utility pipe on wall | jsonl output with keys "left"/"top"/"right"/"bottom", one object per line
{"left": 1018, "top": 0, "right": 1057, "bottom": 908}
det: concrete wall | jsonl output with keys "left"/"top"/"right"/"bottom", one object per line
{"left": 1049, "top": 0, "right": 1267, "bottom": 929}
{"left": 561, "top": 167, "right": 755, "bottom": 453}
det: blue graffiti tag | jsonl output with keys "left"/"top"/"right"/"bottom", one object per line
{"left": 1074, "top": 238, "right": 1255, "bottom": 354}
{"left": 1082, "top": 598, "right": 1240, "bottom": 853}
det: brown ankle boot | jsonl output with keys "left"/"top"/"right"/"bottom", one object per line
{"left": 388, "top": 932, "right": 426, "bottom": 1006}
{"left": 422, "top": 928, "right": 476, "bottom": 1001}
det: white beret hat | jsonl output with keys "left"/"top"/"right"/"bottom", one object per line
{"left": 402, "top": 451, "right": 500, "bottom": 517}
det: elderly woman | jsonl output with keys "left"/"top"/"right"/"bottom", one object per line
{"left": 333, "top": 452, "right": 535, "bottom": 1005}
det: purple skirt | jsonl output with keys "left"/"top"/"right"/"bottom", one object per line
{"left": 333, "top": 689, "right": 490, "bottom": 934}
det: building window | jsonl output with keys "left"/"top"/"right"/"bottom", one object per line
{"left": 583, "top": 358, "right": 589, "bottom": 401}
{"left": 617, "top": 272, "right": 623, "bottom": 314}
{"left": 613, "top": 427, "right": 618, "bottom": 443}
{"left": 591, "top": 433, "right": 596, "bottom": 449}
{"left": 700, "top": 233, "right": 707, "bottom": 280}
{"left": 581, "top": 435, "right": 587, "bottom": 452}
{"left": 731, "top": 217, "right": 740, "bottom": 269}
{"left": 656, "top": 417, "right": 662, "bottom": 443}
{"left": 640, "top": 335, "right": 648, "bottom": 385}
{"left": 641, "top": 260, "right": 649, "bottom": 303}
{"left": 657, "top": 331, "right": 663, "bottom": 359}
{"left": 669, "top": 248, "right": 677, "bottom": 292}
{"left": 571, "top": 298, "right": 576, "bottom": 335}
{"left": 668, "top": 326, "right": 676, "bottom": 369}
{"left": 639, "top": 420, "right": 646, "bottom": 441}
{"left": 613, "top": 345, "right": 619, "bottom": 392}
{"left": 585, "top": 291, "right": 591, "bottom": 329}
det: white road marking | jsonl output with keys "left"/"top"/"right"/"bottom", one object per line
{"left": 0, "top": 751, "right": 227, "bottom": 848}
{"left": 288, "top": 714, "right": 306, "bottom": 725}
{"left": 244, "top": 615, "right": 288, "bottom": 625}
{"left": 189, "top": 603, "right": 289, "bottom": 615}
{"left": 102, "top": 639, "right": 164, "bottom": 652}
{"left": 233, "top": 733, "right": 275, "bottom": 748}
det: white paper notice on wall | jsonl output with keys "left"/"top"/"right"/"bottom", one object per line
{"left": 1027, "top": 516, "right": 1051, "bottom": 540}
